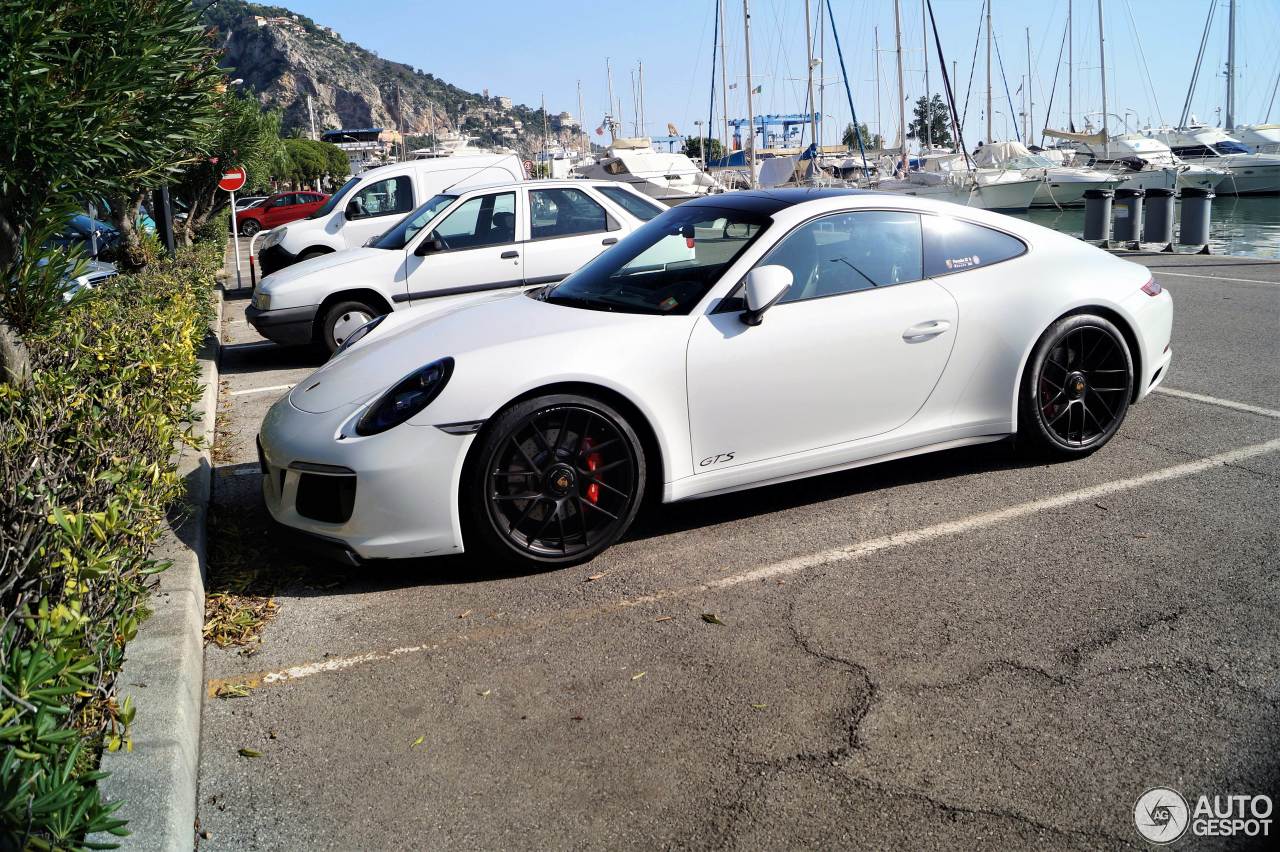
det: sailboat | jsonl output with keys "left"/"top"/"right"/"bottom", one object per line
{"left": 972, "top": 141, "right": 1124, "bottom": 207}
{"left": 873, "top": 0, "right": 1041, "bottom": 212}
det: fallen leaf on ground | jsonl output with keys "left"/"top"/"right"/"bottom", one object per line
{"left": 458, "top": 609, "right": 472, "bottom": 619}
{"left": 570, "top": 715, "right": 584, "bottom": 721}
{"left": 410, "top": 735, "right": 425, "bottom": 750}
{"left": 214, "top": 682, "right": 251, "bottom": 699}
{"left": 238, "top": 748, "right": 261, "bottom": 758}
{"left": 478, "top": 689, "right": 492, "bottom": 697}
{"left": 751, "top": 703, "right": 768, "bottom": 710}
{"left": 631, "top": 671, "right": 646, "bottom": 681}
{"left": 702, "top": 613, "right": 726, "bottom": 626}
{"left": 655, "top": 615, "right": 673, "bottom": 622}
{"left": 268, "top": 730, "right": 277, "bottom": 739}
{"left": 586, "top": 573, "right": 605, "bottom": 582}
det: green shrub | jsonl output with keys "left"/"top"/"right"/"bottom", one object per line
{"left": 195, "top": 206, "right": 231, "bottom": 246}
{"left": 0, "top": 242, "right": 218, "bottom": 849}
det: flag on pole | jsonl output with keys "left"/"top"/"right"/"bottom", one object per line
{"left": 595, "top": 126, "right": 604, "bottom": 136}
{"left": 751, "top": 85, "right": 763, "bottom": 94}
{"left": 728, "top": 82, "right": 738, "bottom": 90}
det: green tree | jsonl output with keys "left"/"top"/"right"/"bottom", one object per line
{"left": 842, "top": 123, "right": 885, "bottom": 150}
{"left": 173, "top": 94, "right": 286, "bottom": 244}
{"left": 0, "top": 0, "right": 224, "bottom": 331}
{"left": 276, "top": 138, "right": 350, "bottom": 189}
{"left": 682, "top": 137, "right": 725, "bottom": 163}
{"left": 908, "top": 94, "right": 953, "bottom": 149}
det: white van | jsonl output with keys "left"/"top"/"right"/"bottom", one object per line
{"left": 246, "top": 179, "right": 665, "bottom": 352}
{"left": 255, "top": 154, "right": 526, "bottom": 276}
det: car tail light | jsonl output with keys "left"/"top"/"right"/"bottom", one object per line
{"left": 1141, "top": 277, "right": 1163, "bottom": 296}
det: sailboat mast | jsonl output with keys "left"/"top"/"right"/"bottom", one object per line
{"left": 1026, "top": 27, "right": 1033, "bottom": 141}
{"left": 719, "top": 0, "right": 730, "bottom": 151}
{"left": 1226, "top": 0, "right": 1236, "bottom": 130}
{"left": 1067, "top": 0, "right": 1073, "bottom": 129}
{"left": 804, "top": 0, "right": 818, "bottom": 149}
{"left": 894, "top": 0, "right": 907, "bottom": 169}
{"left": 743, "top": 0, "right": 757, "bottom": 187}
{"left": 606, "top": 58, "right": 616, "bottom": 140}
{"left": 577, "top": 80, "right": 586, "bottom": 160}
{"left": 921, "top": 0, "right": 930, "bottom": 149}
{"left": 875, "top": 26, "right": 882, "bottom": 145}
{"left": 1097, "top": 0, "right": 1108, "bottom": 142}
{"left": 986, "top": 0, "right": 993, "bottom": 142}
{"left": 818, "top": 2, "right": 825, "bottom": 146}
{"left": 638, "top": 61, "right": 646, "bottom": 137}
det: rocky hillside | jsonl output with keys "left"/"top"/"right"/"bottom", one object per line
{"left": 201, "top": 0, "right": 579, "bottom": 154}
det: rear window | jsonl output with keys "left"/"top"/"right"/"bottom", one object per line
{"left": 596, "top": 186, "right": 665, "bottom": 221}
{"left": 923, "top": 216, "right": 1026, "bottom": 277}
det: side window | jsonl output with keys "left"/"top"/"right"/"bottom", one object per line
{"left": 923, "top": 216, "right": 1026, "bottom": 276}
{"left": 763, "top": 210, "right": 923, "bottom": 304}
{"left": 595, "top": 186, "right": 665, "bottom": 221}
{"left": 529, "top": 188, "right": 609, "bottom": 239}
{"left": 431, "top": 192, "right": 516, "bottom": 250}
{"left": 349, "top": 175, "right": 414, "bottom": 219}
{"left": 269, "top": 194, "right": 295, "bottom": 208}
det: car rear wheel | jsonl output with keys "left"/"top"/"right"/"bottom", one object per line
{"left": 463, "top": 395, "right": 647, "bottom": 567}
{"left": 1018, "top": 313, "right": 1133, "bottom": 457}
{"left": 319, "top": 300, "right": 377, "bottom": 353}
{"left": 238, "top": 218, "right": 261, "bottom": 236}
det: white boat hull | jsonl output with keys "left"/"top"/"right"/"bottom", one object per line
{"left": 1217, "top": 162, "right": 1280, "bottom": 195}
{"left": 877, "top": 176, "right": 1041, "bottom": 212}
{"left": 1031, "top": 174, "right": 1125, "bottom": 208}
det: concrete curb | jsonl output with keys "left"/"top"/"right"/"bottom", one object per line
{"left": 95, "top": 278, "right": 223, "bottom": 851}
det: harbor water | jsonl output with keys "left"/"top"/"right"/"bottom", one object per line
{"left": 1014, "top": 196, "right": 1280, "bottom": 259}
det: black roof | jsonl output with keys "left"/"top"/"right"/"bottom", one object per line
{"left": 682, "top": 187, "right": 884, "bottom": 216}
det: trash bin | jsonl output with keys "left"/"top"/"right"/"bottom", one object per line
{"left": 1113, "top": 188, "right": 1145, "bottom": 245}
{"left": 1143, "top": 187, "right": 1176, "bottom": 248}
{"left": 1082, "top": 188, "right": 1115, "bottom": 242}
{"left": 1179, "top": 187, "right": 1215, "bottom": 250}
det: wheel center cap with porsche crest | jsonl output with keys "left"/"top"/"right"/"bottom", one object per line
{"left": 1066, "top": 371, "right": 1087, "bottom": 399}
{"left": 545, "top": 463, "right": 576, "bottom": 496}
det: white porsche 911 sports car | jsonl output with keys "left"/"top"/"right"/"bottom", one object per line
{"left": 257, "top": 189, "right": 1173, "bottom": 567}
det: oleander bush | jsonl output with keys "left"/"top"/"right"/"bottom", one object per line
{"left": 0, "top": 240, "right": 219, "bottom": 850}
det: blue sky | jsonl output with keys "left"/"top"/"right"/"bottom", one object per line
{"left": 278, "top": 0, "right": 1280, "bottom": 147}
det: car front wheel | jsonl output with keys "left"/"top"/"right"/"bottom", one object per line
{"left": 238, "top": 218, "right": 261, "bottom": 236}
{"left": 1018, "top": 313, "right": 1133, "bottom": 457}
{"left": 319, "top": 300, "right": 378, "bottom": 353}
{"left": 463, "top": 394, "right": 647, "bottom": 566}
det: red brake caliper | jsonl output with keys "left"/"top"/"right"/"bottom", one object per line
{"left": 582, "top": 437, "right": 601, "bottom": 504}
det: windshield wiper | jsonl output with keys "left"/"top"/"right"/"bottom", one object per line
{"left": 830, "top": 256, "right": 880, "bottom": 288}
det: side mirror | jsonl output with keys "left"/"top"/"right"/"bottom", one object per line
{"left": 740, "top": 265, "right": 792, "bottom": 326}
{"left": 344, "top": 199, "right": 362, "bottom": 219}
{"left": 414, "top": 235, "right": 445, "bottom": 256}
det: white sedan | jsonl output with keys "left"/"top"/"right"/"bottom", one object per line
{"left": 257, "top": 189, "right": 1173, "bottom": 567}
{"left": 246, "top": 179, "right": 664, "bottom": 352}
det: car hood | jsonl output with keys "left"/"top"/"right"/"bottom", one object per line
{"left": 261, "top": 246, "right": 388, "bottom": 289}
{"left": 289, "top": 291, "right": 654, "bottom": 414}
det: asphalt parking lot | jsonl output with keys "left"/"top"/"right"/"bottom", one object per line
{"left": 198, "top": 240, "right": 1278, "bottom": 849}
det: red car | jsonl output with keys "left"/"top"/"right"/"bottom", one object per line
{"left": 235, "top": 191, "right": 328, "bottom": 236}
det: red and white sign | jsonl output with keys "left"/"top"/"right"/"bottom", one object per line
{"left": 522, "top": 159, "right": 534, "bottom": 178}
{"left": 218, "top": 167, "right": 247, "bottom": 193}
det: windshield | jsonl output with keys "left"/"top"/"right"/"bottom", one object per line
{"left": 541, "top": 204, "right": 769, "bottom": 315}
{"left": 1213, "top": 141, "right": 1251, "bottom": 155}
{"left": 307, "top": 175, "right": 360, "bottom": 219}
{"left": 371, "top": 194, "right": 458, "bottom": 249}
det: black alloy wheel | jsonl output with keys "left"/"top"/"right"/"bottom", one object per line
{"left": 239, "top": 218, "right": 261, "bottom": 236}
{"left": 1020, "top": 313, "right": 1133, "bottom": 457}
{"left": 466, "top": 395, "right": 646, "bottom": 566}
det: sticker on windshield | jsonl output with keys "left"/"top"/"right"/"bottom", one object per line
{"left": 944, "top": 254, "right": 980, "bottom": 271}
{"left": 659, "top": 296, "right": 679, "bottom": 311}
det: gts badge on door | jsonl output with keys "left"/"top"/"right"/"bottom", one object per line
{"left": 700, "top": 452, "right": 736, "bottom": 467}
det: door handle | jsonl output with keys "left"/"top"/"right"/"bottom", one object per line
{"left": 500, "top": 250, "right": 519, "bottom": 259}
{"left": 902, "top": 320, "right": 951, "bottom": 341}
{"left": 601, "top": 237, "right": 618, "bottom": 245}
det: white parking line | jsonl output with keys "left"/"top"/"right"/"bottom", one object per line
{"left": 1152, "top": 270, "right": 1275, "bottom": 286}
{"left": 229, "top": 383, "right": 294, "bottom": 397}
{"left": 212, "top": 435, "right": 1280, "bottom": 694}
{"left": 1154, "top": 387, "right": 1280, "bottom": 420}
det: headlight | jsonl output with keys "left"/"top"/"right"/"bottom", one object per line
{"left": 355, "top": 357, "right": 454, "bottom": 436}
{"left": 252, "top": 290, "right": 271, "bottom": 310}
{"left": 333, "top": 313, "right": 386, "bottom": 357}
{"left": 261, "top": 227, "right": 286, "bottom": 248}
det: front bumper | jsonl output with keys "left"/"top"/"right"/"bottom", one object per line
{"left": 245, "top": 304, "right": 318, "bottom": 346}
{"left": 257, "top": 394, "right": 474, "bottom": 561}
{"left": 258, "top": 243, "right": 301, "bottom": 277}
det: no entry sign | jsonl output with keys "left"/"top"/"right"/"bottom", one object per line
{"left": 218, "top": 167, "right": 247, "bottom": 192}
